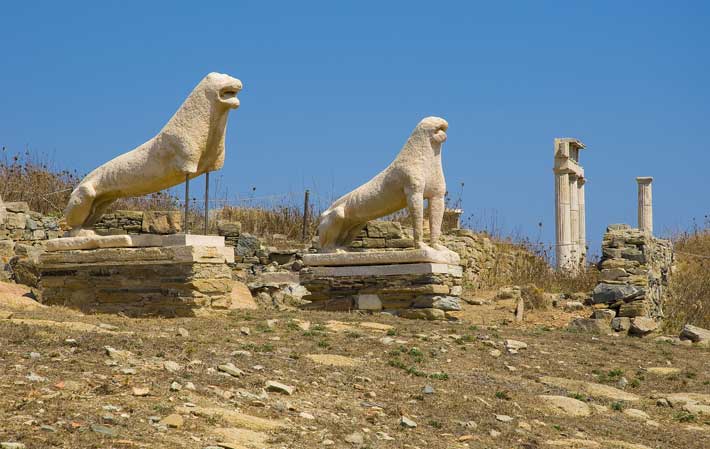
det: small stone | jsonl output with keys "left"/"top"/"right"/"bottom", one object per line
{"left": 422, "top": 385, "right": 434, "bottom": 395}
{"left": 505, "top": 339, "right": 527, "bottom": 352}
{"left": 170, "top": 381, "right": 183, "bottom": 391}
{"left": 375, "top": 432, "right": 395, "bottom": 441}
{"left": 90, "top": 424, "right": 118, "bottom": 437}
{"left": 344, "top": 432, "right": 364, "bottom": 445}
{"left": 132, "top": 387, "right": 150, "bottom": 396}
{"left": 400, "top": 416, "right": 417, "bottom": 428}
{"left": 490, "top": 349, "right": 502, "bottom": 358}
{"left": 489, "top": 429, "right": 501, "bottom": 438}
{"left": 102, "top": 414, "right": 116, "bottom": 424}
{"left": 496, "top": 414, "right": 514, "bottom": 423}
{"left": 163, "top": 361, "right": 182, "bottom": 372}
{"left": 617, "top": 377, "right": 628, "bottom": 389}
{"left": 240, "top": 326, "right": 251, "bottom": 336}
{"left": 611, "top": 317, "right": 631, "bottom": 332}
{"left": 680, "top": 324, "right": 710, "bottom": 344}
{"left": 218, "top": 363, "right": 244, "bottom": 377}
{"left": 299, "top": 412, "right": 315, "bottom": 420}
{"left": 29, "top": 352, "right": 41, "bottom": 359}
{"left": 623, "top": 408, "right": 650, "bottom": 420}
{"left": 26, "top": 372, "right": 46, "bottom": 382}
{"left": 159, "top": 414, "right": 184, "bottom": 428}
{"left": 177, "top": 327, "right": 189, "bottom": 337}
{"left": 1, "top": 443, "right": 26, "bottom": 449}
{"left": 185, "top": 382, "right": 196, "bottom": 390}
{"left": 40, "top": 425, "right": 57, "bottom": 432}
{"left": 120, "top": 368, "right": 136, "bottom": 375}
{"left": 265, "top": 380, "right": 295, "bottom": 395}
{"left": 564, "top": 301, "right": 585, "bottom": 312}
{"left": 322, "top": 440, "right": 335, "bottom": 446}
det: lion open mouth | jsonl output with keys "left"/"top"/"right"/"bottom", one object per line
{"left": 219, "top": 83, "right": 242, "bottom": 108}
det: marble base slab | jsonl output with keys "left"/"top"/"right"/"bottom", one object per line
{"left": 45, "top": 233, "right": 225, "bottom": 252}
{"left": 302, "top": 247, "right": 460, "bottom": 267}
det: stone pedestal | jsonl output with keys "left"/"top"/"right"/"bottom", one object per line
{"left": 39, "top": 234, "right": 235, "bottom": 316}
{"left": 300, "top": 248, "right": 462, "bottom": 317}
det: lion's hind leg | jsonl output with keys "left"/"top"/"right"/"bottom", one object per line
{"left": 83, "top": 197, "right": 116, "bottom": 228}
{"left": 64, "top": 183, "right": 97, "bottom": 234}
{"left": 336, "top": 222, "right": 366, "bottom": 248}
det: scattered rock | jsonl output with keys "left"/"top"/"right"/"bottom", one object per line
{"left": 422, "top": 385, "right": 434, "bottom": 395}
{"left": 505, "top": 339, "right": 527, "bottom": 353}
{"left": 90, "top": 424, "right": 118, "bottom": 437}
{"left": 399, "top": 308, "right": 445, "bottom": 321}
{"left": 646, "top": 367, "right": 681, "bottom": 376}
{"left": 628, "top": 317, "right": 658, "bottom": 336}
{"left": 218, "top": 363, "right": 244, "bottom": 377}
{"left": 160, "top": 414, "right": 184, "bottom": 428}
{"left": 345, "top": 432, "right": 364, "bottom": 445}
{"left": 564, "top": 301, "right": 585, "bottom": 312}
{"left": 538, "top": 395, "right": 591, "bottom": 417}
{"left": 176, "top": 327, "right": 189, "bottom": 337}
{"left": 400, "top": 416, "right": 417, "bottom": 428}
{"left": 496, "top": 414, "right": 514, "bottom": 423}
{"left": 611, "top": 317, "right": 631, "bottom": 332}
{"left": 163, "top": 361, "right": 182, "bottom": 372}
{"left": 568, "top": 318, "right": 609, "bottom": 333}
{"left": 623, "top": 408, "right": 650, "bottom": 420}
{"left": 540, "top": 376, "right": 640, "bottom": 402}
{"left": 680, "top": 324, "right": 710, "bottom": 344}
{"left": 265, "top": 380, "right": 295, "bottom": 395}
{"left": 132, "top": 387, "right": 150, "bottom": 396}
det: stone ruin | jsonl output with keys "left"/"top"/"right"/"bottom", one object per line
{"left": 553, "top": 138, "right": 587, "bottom": 272}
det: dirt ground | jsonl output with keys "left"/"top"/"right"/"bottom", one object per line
{"left": 0, "top": 284, "right": 709, "bottom": 449}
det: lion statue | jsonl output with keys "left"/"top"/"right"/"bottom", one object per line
{"left": 64, "top": 72, "right": 243, "bottom": 235}
{"left": 317, "top": 116, "right": 449, "bottom": 252}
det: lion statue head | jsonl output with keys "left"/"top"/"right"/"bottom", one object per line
{"left": 201, "top": 72, "right": 243, "bottom": 109}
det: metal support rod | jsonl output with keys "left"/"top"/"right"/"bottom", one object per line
{"left": 184, "top": 174, "right": 190, "bottom": 234}
{"left": 204, "top": 172, "right": 210, "bottom": 235}
{"left": 302, "top": 189, "right": 310, "bottom": 241}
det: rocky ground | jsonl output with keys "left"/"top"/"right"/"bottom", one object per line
{"left": 0, "top": 283, "right": 709, "bottom": 449}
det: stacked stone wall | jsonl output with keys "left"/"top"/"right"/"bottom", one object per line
{"left": 592, "top": 224, "right": 673, "bottom": 324}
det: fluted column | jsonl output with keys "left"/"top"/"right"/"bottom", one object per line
{"left": 577, "top": 177, "right": 586, "bottom": 264}
{"left": 568, "top": 174, "right": 579, "bottom": 268}
{"left": 555, "top": 170, "right": 572, "bottom": 270}
{"left": 637, "top": 177, "right": 653, "bottom": 234}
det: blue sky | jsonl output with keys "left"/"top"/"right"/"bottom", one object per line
{"left": 1, "top": 1, "right": 708, "bottom": 255}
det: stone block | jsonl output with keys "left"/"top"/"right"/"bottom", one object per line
{"left": 568, "top": 318, "right": 609, "bottom": 333}
{"left": 303, "top": 247, "right": 460, "bottom": 267}
{"left": 360, "top": 237, "right": 386, "bottom": 248}
{"left": 600, "top": 268, "right": 629, "bottom": 282}
{"left": 366, "top": 221, "right": 403, "bottom": 239}
{"left": 217, "top": 220, "right": 242, "bottom": 237}
{"left": 592, "top": 283, "right": 644, "bottom": 304}
{"left": 618, "top": 300, "right": 650, "bottom": 318}
{"left": 629, "top": 317, "right": 658, "bottom": 336}
{"left": 679, "top": 324, "right": 710, "bottom": 344}
{"left": 412, "top": 295, "right": 461, "bottom": 311}
{"left": 386, "top": 238, "right": 415, "bottom": 248}
{"left": 399, "top": 308, "right": 446, "bottom": 321}
{"left": 357, "top": 294, "right": 382, "bottom": 311}
{"left": 592, "top": 308, "right": 616, "bottom": 322}
{"left": 5, "top": 202, "right": 29, "bottom": 213}
{"left": 142, "top": 211, "right": 181, "bottom": 234}
{"left": 5, "top": 213, "right": 26, "bottom": 229}
{"left": 611, "top": 317, "right": 631, "bottom": 332}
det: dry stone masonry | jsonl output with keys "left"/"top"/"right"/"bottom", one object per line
{"left": 38, "top": 235, "right": 235, "bottom": 316}
{"left": 591, "top": 224, "right": 673, "bottom": 333}
{"left": 94, "top": 210, "right": 182, "bottom": 235}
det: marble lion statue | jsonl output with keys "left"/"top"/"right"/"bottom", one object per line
{"left": 317, "top": 116, "right": 449, "bottom": 252}
{"left": 64, "top": 72, "right": 243, "bottom": 235}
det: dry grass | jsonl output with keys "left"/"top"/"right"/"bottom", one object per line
{"left": 666, "top": 223, "right": 710, "bottom": 331}
{"left": 215, "top": 203, "right": 318, "bottom": 241}
{"left": 491, "top": 239, "right": 599, "bottom": 294}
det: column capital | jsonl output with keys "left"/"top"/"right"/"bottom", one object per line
{"left": 636, "top": 176, "right": 653, "bottom": 185}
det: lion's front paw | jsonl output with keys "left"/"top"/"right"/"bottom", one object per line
{"left": 431, "top": 243, "right": 448, "bottom": 252}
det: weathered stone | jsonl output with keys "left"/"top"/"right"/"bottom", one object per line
{"left": 568, "top": 318, "right": 609, "bottom": 334}
{"left": 142, "top": 211, "right": 181, "bottom": 234}
{"left": 399, "top": 308, "right": 445, "bottom": 321}
{"left": 592, "top": 283, "right": 643, "bottom": 304}
{"left": 412, "top": 295, "right": 461, "bottom": 311}
{"left": 159, "top": 414, "right": 184, "bottom": 428}
{"left": 265, "top": 381, "right": 294, "bottom": 395}
{"left": 539, "top": 376, "right": 640, "bottom": 402}
{"left": 538, "top": 395, "right": 591, "bottom": 417}
{"left": 628, "top": 317, "right": 658, "bottom": 336}
{"left": 592, "top": 309, "right": 616, "bottom": 321}
{"left": 611, "top": 317, "right": 631, "bottom": 332}
{"left": 303, "top": 247, "right": 459, "bottom": 267}
{"left": 356, "top": 294, "right": 382, "bottom": 310}
{"left": 679, "top": 324, "right": 710, "bottom": 344}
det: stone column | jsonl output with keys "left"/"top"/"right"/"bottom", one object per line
{"left": 0, "top": 193, "right": 5, "bottom": 225}
{"left": 637, "top": 177, "right": 653, "bottom": 234}
{"left": 577, "top": 177, "right": 586, "bottom": 264}
{"left": 569, "top": 174, "right": 579, "bottom": 267}
{"left": 555, "top": 170, "right": 573, "bottom": 270}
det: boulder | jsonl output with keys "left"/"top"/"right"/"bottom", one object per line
{"left": 568, "top": 318, "right": 609, "bottom": 334}
{"left": 592, "top": 283, "right": 644, "bottom": 304}
{"left": 679, "top": 324, "right": 710, "bottom": 344}
{"left": 628, "top": 317, "right": 658, "bottom": 336}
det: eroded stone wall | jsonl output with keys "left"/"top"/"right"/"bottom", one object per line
{"left": 592, "top": 224, "right": 673, "bottom": 321}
